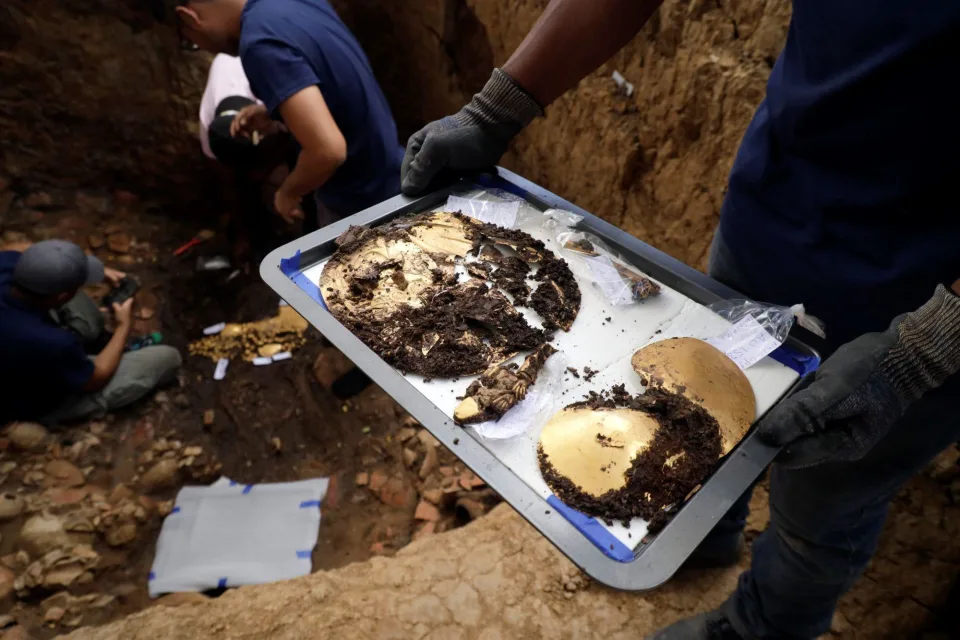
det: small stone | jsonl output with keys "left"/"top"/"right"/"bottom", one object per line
{"left": 88, "top": 233, "right": 104, "bottom": 249}
{"left": 139, "top": 307, "right": 155, "bottom": 320}
{"left": 45, "top": 460, "right": 85, "bottom": 488}
{"left": 157, "top": 501, "right": 174, "bottom": 517}
{"left": 421, "top": 489, "right": 444, "bottom": 506}
{"left": 438, "top": 466, "right": 455, "bottom": 477}
{"left": 19, "top": 514, "right": 73, "bottom": 556}
{"left": 368, "top": 470, "right": 389, "bottom": 492}
{"left": 416, "top": 429, "right": 440, "bottom": 448}
{"left": 108, "top": 484, "right": 135, "bottom": 504}
{"left": 369, "top": 541, "right": 385, "bottom": 554}
{"left": 0, "top": 565, "right": 14, "bottom": 601}
{"left": 397, "top": 427, "right": 417, "bottom": 442}
{"left": 105, "top": 521, "right": 137, "bottom": 547}
{"left": 459, "top": 470, "right": 486, "bottom": 491}
{"left": 355, "top": 472, "right": 369, "bottom": 486}
{"left": 182, "top": 446, "right": 203, "bottom": 457}
{"left": 0, "top": 614, "right": 14, "bottom": 629}
{"left": 271, "top": 437, "right": 282, "bottom": 453}
{"left": 0, "top": 494, "right": 25, "bottom": 522}
{"left": 107, "top": 232, "right": 131, "bottom": 254}
{"left": 47, "top": 487, "right": 88, "bottom": 506}
{"left": 419, "top": 445, "right": 439, "bottom": 479}
{"left": 44, "top": 607, "right": 66, "bottom": 624}
{"left": 402, "top": 448, "right": 418, "bottom": 468}
{"left": 5, "top": 422, "right": 48, "bottom": 451}
{"left": 202, "top": 409, "right": 215, "bottom": 426}
{"left": 414, "top": 500, "right": 441, "bottom": 522}
{"left": 378, "top": 478, "right": 417, "bottom": 509}
{"left": 141, "top": 459, "right": 179, "bottom": 493}
{"left": 413, "top": 522, "right": 436, "bottom": 540}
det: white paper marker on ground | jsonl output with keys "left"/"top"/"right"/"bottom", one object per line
{"left": 271, "top": 351, "right": 292, "bottom": 362}
{"left": 213, "top": 358, "right": 229, "bottom": 380}
{"left": 252, "top": 357, "right": 272, "bottom": 366}
{"left": 706, "top": 315, "right": 782, "bottom": 370}
{"left": 203, "top": 322, "right": 226, "bottom": 336}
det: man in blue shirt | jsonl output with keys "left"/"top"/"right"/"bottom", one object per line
{"left": 0, "top": 240, "right": 182, "bottom": 425}
{"left": 176, "top": 0, "right": 403, "bottom": 224}
{"left": 401, "top": 1, "right": 960, "bottom": 638}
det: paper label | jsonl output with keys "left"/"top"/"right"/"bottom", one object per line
{"left": 203, "top": 322, "right": 226, "bottom": 336}
{"left": 252, "top": 357, "right": 273, "bottom": 366}
{"left": 213, "top": 358, "right": 229, "bottom": 380}
{"left": 584, "top": 255, "right": 633, "bottom": 306}
{"left": 271, "top": 351, "right": 292, "bottom": 362}
{"left": 706, "top": 316, "right": 782, "bottom": 370}
{"left": 445, "top": 196, "right": 519, "bottom": 228}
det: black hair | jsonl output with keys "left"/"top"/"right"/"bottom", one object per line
{"left": 208, "top": 96, "right": 260, "bottom": 168}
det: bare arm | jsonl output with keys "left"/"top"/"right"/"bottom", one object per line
{"left": 277, "top": 86, "right": 347, "bottom": 200}
{"left": 503, "top": 0, "right": 665, "bottom": 107}
{"left": 82, "top": 299, "right": 133, "bottom": 392}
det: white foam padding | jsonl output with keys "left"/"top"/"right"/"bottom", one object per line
{"left": 148, "top": 476, "right": 329, "bottom": 597}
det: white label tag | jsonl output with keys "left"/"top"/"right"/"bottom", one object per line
{"left": 706, "top": 316, "right": 782, "bottom": 370}
{"left": 203, "top": 322, "right": 226, "bottom": 336}
{"left": 271, "top": 351, "right": 292, "bottom": 362}
{"left": 252, "top": 357, "right": 273, "bottom": 366}
{"left": 584, "top": 255, "right": 633, "bottom": 306}
{"left": 213, "top": 358, "right": 229, "bottom": 380}
{"left": 445, "top": 196, "right": 519, "bottom": 228}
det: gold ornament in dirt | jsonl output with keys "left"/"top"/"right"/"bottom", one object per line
{"left": 188, "top": 306, "right": 309, "bottom": 362}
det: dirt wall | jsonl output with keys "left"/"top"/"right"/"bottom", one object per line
{"left": 0, "top": 0, "right": 211, "bottom": 200}
{"left": 337, "top": 0, "right": 791, "bottom": 269}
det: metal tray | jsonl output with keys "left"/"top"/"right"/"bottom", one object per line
{"left": 260, "top": 168, "right": 820, "bottom": 590}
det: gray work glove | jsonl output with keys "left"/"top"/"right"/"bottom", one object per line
{"left": 758, "top": 285, "right": 960, "bottom": 468}
{"left": 401, "top": 68, "right": 543, "bottom": 195}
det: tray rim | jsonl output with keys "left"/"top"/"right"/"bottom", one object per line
{"left": 259, "top": 167, "right": 820, "bottom": 590}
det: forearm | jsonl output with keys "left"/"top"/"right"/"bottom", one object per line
{"left": 85, "top": 323, "right": 131, "bottom": 391}
{"left": 280, "top": 146, "right": 344, "bottom": 199}
{"left": 504, "top": 0, "right": 664, "bottom": 107}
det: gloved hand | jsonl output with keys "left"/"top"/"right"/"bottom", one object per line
{"left": 758, "top": 285, "right": 960, "bottom": 468}
{"left": 401, "top": 68, "right": 543, "bottom": 195}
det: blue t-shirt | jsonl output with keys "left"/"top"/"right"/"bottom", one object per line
{"left": 0, "top": 252, "right": 94, "bottom": 422}
{"left": 239, "top": 0, "right": 403, "bottom": 215}
{"left": 721, "top": 3, "right": 960, "bottom": 347}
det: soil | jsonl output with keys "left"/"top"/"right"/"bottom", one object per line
{"left": 539, "top": 385, "right": 721, "bottom": 531}
{"left": 529, "top": 257, "right": 581, "bottom": 331}
{"left": 0, "top": 187, "right": 498, "bottom": 638}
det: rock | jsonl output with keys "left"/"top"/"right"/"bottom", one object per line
{"left": 44, "top": 607, "right": 66, "bottom": 624}
{"left": 45, "top": 460, "right": 85, "bottom": 487}
{"left": 104, "top": 521, "right": 137, "bottom": 547}
{"left": 0, "top": 614, "right": 15, "bottom": 629}
{"left": 47, "top": 487, "right": 88, "bottom": 505}
{"left": 87, "top": 233, "right": 105, "bottom": 249}
{"left": 139, "top": 307, "right": 155, "bottom": 320}
{"left": 182, "top": 446, "right": 203, "bottom": 457}
{"left": 396, "top": 427, "right": 417, "bottom": 442}
{"left": 107, "top": 232, "right": 131, "bottom": 253}
{"left": 459, "top": 470, "right": 486, "bottom": 491}
{"left": 416, "top": 429, "right": 441, "bottom": 448}
{"left": 202, "top": 409, "right": 215, "bottom": 426}
{"left": 141, "top": 459, "right": 179, "bottom": 493}
{"left": 0, "top": 493, "right": 25, "bottom": 522}
{"left": 368, "top": 469, "right": 389, "bottom": 492}
{"left": 355, "top": 472, "right": 369, "bottom": 486}
{"left": 5, "top": 422, "right": 48, "bottom": 451}
{"left": 156, "top": 501, "right": 174, "bottom": 517}
{"left": 402, "top": 448, "right": 418, "bottom": 468}
{"left": 421, "top": 488, "right": 445, "bottom": 506}
{"left": 413, "top": 522, "right": 436, "bottom": 541}
{"left": 414, "top": 500, "right": 441, "bottom": 522}
{"left": 19, "top": 514, "right": 73, "bottom": 556}
{"left": 155, "top": 592, "right": 209, "bottom": 608}
{"left": 271, "top": 437, "right": 283, "bottom": 453}
{"left": 378, "top": 478, "right": 417, "bottom": 510}
{"left": 438, "top": 466, "right": 455, "bottom": 477}
{"left": 419, "top": 445, "right": 439, "bottom": 479}
{"left": 108, "top": 484, "right": 135, "bottom": 504}
{"left": 0, "top": 565, "right": 14, "bottom": 601}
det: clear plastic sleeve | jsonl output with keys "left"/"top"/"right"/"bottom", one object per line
{"left": 554, "top": 228, "right": 662, "bottom": 306}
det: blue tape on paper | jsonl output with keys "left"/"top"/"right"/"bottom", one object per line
{"left": 229, "top": 480, "right": 238, "bottom": 487}
{"left": 148, "top": 572, "right": 156, "bottom": 581}
{"left": 546, "top": 496, "right": 634, "bottom": 562}
{"left": 242, "top": 484, "right": 253, "bottom": 495}
{"left": 299, "top": 500, "right": 322, "bottom": 509}
{"left": 171, "top": 506, "right": 181, "bottom": 514}
{"left": 218, "top": 577, "right": 227, "bottom": 589}
{"left": 279, "top": 250, "right": 302, "bottom": 276}
{"left": 296, "top": 550, "right": 312, "bottom": 559}
{"left": 769, "top": 345, "right": 820, "bottom": 377}
{"left": 280, "top": 249, "right": 328, "bottom": 310}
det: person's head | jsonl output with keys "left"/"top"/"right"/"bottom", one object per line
{"left": 208, "top": 96, "right": 260, "bottom": 168}
{"left": 176, "top": 0, "right": 245, "bottom": 55}
{"left": 12, "top": 240, "right": 105, "bottom": 310}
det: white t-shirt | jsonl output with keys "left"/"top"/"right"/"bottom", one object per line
{"left": 199, "top": 54, "right": 258, "bottom": 159}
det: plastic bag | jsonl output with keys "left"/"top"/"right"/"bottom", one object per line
{"left": 554, "top": 229, "right": 662, "bottom": 306}
{"left": 439, "top": 190, "right": 543, "bottom": 229}
{"left": 706, "top": 300, "right": 825, "bottom": 370}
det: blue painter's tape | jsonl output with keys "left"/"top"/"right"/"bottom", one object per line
{"left": 291, "top": 272, "right": 327, "bottom": 310}
{"left": 148, "top": 572, "right": 156, "bottom": 581}
{"left": 217, "top": 577, "right": 227, "bottom": 589}
{"left": 299, "top": 500, "right": 322, "bottom": 509}
{"left": 171, "top": 506, "right": 181, "bottom": 514}
{"left": 769, "top": 345, "right": 820, "bottom": 377}
{"left": 279, "top": 250, "right": 302, "bottom": 276}
{"left": 242, "top": 484, "right": 253, "bottom": 495}
{"left": 229, "top": 480, "right": 238, "bottom": 487}
{"left": 546, "top": 496, "right": 634, "bottom": 563}
{"left": 296, "top": 550, "right": 312, "bottom": 559}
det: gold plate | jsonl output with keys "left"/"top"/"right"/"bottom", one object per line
{"left": 631, "top": 337, "right": 756, "bottom": 455}
{"left": 538, "top": 407, "right": 661, "bottom": 497}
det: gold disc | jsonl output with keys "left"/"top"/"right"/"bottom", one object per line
{"left": 631, "top": 337, "right": 756, "bottom": 455}
{"left": 538, "top": 407, "right": 661, "bottom": 497}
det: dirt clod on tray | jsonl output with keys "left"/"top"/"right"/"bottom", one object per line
{"left": 538, "top": 385, "right": 722, "bottom": 532}
{"left": 530, "top": 257, "right": 580, "bottom": 331}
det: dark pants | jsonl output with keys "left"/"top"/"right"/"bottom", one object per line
{"left": 705, "top": 231, "right": 960, "bottom": 639}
